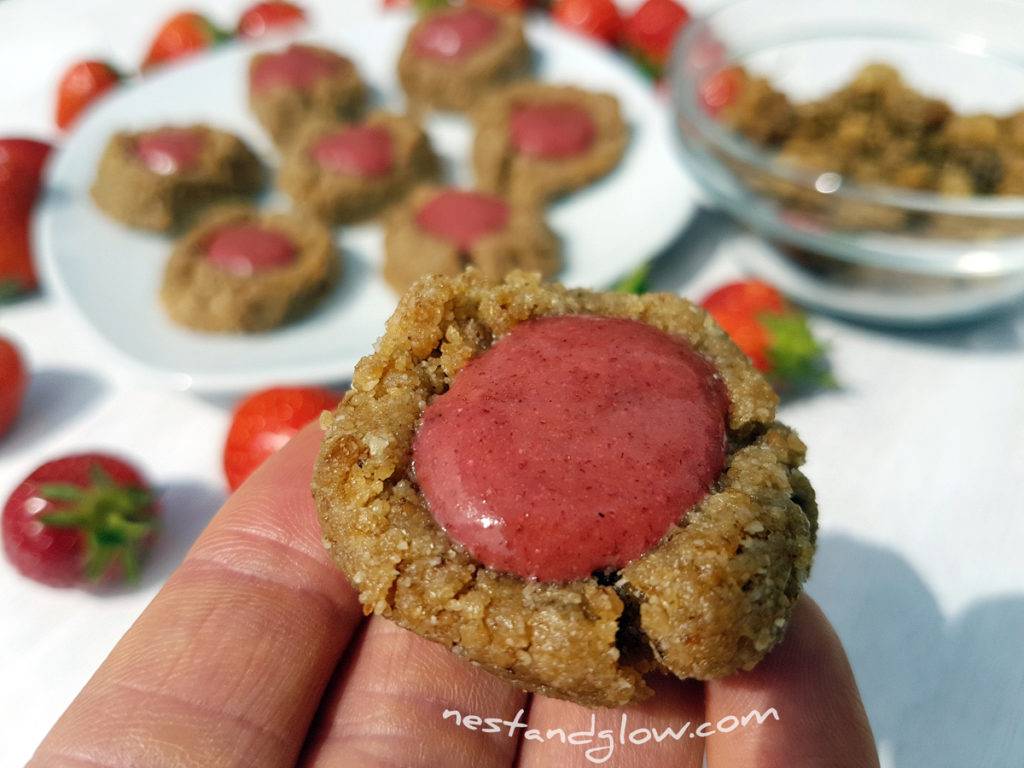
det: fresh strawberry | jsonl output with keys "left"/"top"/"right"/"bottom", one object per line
{"left": 0, "top": 138, "right": 52, "bottom": 300}
{"left": 621, "top": 0, "right": 690, "bottom": 78}
{"left": 699, "top": 65, "right": 745, "bottom": 116}
{"left": 2, "top": 454, "right": 158, "bottom": 587}
{"left": 550, "top": 0, "right": 621, "bottom": 45}
{"left": 55, "top": 60, "right": 122, "bottom": 131}
{"left": 223, "top": 386, "right": 341, "bottom": 491}
{"left": 237, "top": 1, "right": 307, "bottom": 39}
{"left": 142, "top": 11, "right": 226, "bottom": 71}
{"left": 700, "top": 279, "right": 834, "bottom": 391}
{"left": 0, "top": 336, "right": 27, "bottom": 437}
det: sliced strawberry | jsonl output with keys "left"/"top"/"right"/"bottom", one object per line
{"left": 237, "top": 1, "right": 307, "bottom": 39}
{"left": 2, "top": 454, "right": 158, "bottom": 588}
{"left": 55, "top": 60, "right": 121, "bottom": 131}
{"left": 0, "top": 138, "right": 52, "bottom": 299}
{"left": 142, "top": 11, "right": 227, "bottom": 71}
{"left": 223, "top": 386, "right": 341, "bottom": 491}
{"left": 700, "top": 279, "right": 834, "bottom": 391}
{"left": 622, "top": 0, "right": 690, "bottom": 78}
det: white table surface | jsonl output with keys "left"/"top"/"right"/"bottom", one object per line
{"left": 1, "top": 1, "right": 1022, "bottom": 766}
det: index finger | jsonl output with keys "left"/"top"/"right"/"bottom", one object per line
{"left": 704, "top": 596, "right": 879, "bottom": 767}
{"left": 30, "top": 423, "right": 364, "bottom": 768}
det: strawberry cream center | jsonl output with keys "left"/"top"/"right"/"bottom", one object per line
{"left": 135, "top": 129, "right": 204, "bottom": 174}
{"left": 509, "top": 102, "right": 596, "bottom": 159}
{"left": 250, "top": 44, "right": 346, "bottom": 92}
{"left": 205, "top": 223, "right": 297, "bottom": 276}
{"left": 311, "top": 125, "right": 393, "bottom": 177}
{"left": 414, "top": 189, "right": 509, "bottom": 251}
{"left": 412, "top": 7, "right": 500, "bottom": 61}
{"left": 412, "top": 314, "right": 730, "bottom": 582}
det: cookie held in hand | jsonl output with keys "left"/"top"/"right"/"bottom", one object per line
{"left": 312, "top": 270, "right": 816, "bottom": 707}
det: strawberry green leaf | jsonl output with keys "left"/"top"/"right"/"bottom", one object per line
{"left": 613, "top": 262, "right": 652, "bottom": 294}
{"left": 761, "top": 311, "right": 837, "bottom": 390}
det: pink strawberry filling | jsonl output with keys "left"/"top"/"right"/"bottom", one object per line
{"left": 135, "top": 128, "right": 204, "bottom": 174}
{"left": 250, "top": 44, "right": 346, "bottom": 92}
{"left": 509, "top": 102, "right": 596, "bottom": 159}
{"left": 311, "top": 124, "right": 393, "bottom": 177}
{"left": 412, "top": 7, "right": 500, "bottom": 61}
{"left": 412, "top": 314, "right": 730, "bottom": 582}
{"left": 414, "top": 189, "right": 509, "bottom": 251}
{"left": 205, "top": 223, "right": 297, "bottom": 276}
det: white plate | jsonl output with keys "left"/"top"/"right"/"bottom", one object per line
{"left": 35, "top": 13, "right": 698, "bottom": 392}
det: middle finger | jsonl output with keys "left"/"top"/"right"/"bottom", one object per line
{"left": 518, "top": 674, "right": 707, "bottom": 767}
{"left": 300, "top": 616, "right": 528, "bottom": 768}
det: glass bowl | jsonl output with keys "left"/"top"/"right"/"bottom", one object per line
{"left": 669, "top": 0, "right": 1024, "bottom": 326}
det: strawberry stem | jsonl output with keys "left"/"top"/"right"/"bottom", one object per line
{"left": 761, "top": 312, "right": 837, "bottom": 391}
{"left": 38, "top": 466, "right": 157, "bottom": 585}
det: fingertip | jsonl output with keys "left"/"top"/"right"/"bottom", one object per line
{"left": 704, "top": 595, "right": 879, "bottom": 768}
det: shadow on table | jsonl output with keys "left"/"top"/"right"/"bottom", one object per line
{"left": 0, "top": 368, "right": 107, "bottom": 455}
{"left": 140, "top": 480, "right": 227, "bottom": 588}
{"left": 808, "top": 534, "right": 1024, "bottom": 768}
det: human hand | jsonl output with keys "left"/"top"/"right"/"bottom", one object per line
{"left": 30, "top": 424, "right": 879, "bottom": 768}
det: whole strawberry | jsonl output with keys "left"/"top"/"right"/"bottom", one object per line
{"left": 55, "top": 60, "right": 122, "bottom": 131}
{"left": 622, "top": 0, "right": 691, "bottom": 78}
{"left": 2, "top": 454, "right": 158, "bottom": 588}
{"left": 142, "top": 11, "right": 227, "bottom": 71}
{"left": 0, "top": 336, "right": 27, "bottom": 438}
{"left": 0, "top": 138, "right": 52, "bottom": 299}
{"left": 223, "top": 386, "right": 341, "bottom": 491}
{"left": 550, "top": 0, "right": 622, "bottom": 46}
{"left": 700, "top": 279, "right": 834, "bottom": 391}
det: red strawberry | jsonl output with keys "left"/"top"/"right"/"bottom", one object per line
{"left": 142, "top": 11, "right": 226, "bottom": 71}
{"left": 700, "top": 279, "right": 834, "bottom": 391}
{"left": 223, "top": 386, "right": 341, "bottom": 491}
{"left": 550, "top": 0, "right": 622, "bottom": 45}
{"left": 2, "top": 454, "right": 158, "bottom": 587}
{"left": 0, "top": 336, "right": 27, "bottom": 437}
{"left": 55, "top": 60, "right": 122, "bottom": 131}
{"left": 0, "top": 138, "right": 52, "bottom": 300}
{"left": 237, "top": 1, "right": 307, "bottom": 39}
{"left": 622, "top": 0, "right": 690, "bottom": 78}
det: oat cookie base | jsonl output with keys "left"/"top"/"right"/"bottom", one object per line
{"left": 398, "top": 9, "right": 530, "bottom": 113}
{"left": 248, "top": 47, "right": 367, "bottom": 151}
{"left": 472, "top": 82, "right": 628, "bottom": 207}
{"left": 381, "top": 185, "right": 561, "bottom": 294}
{"left": 160, "top": 205, "right": 339, "bottom": 333}
{"left": 90, "top": 125, "right": 263, "bottom": 232}
{"left": 279, "top": 112, "right": 440, "bottom": 224}
{"left": 312, "top": 270, "right": 816, "bottom": 707}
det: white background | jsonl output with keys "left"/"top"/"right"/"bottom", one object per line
{"left": 1, "top": 1, "right": 1022, "bottom": 766}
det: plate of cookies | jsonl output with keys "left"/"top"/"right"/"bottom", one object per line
{"left": 35, "top": 8, "right": 698, "bottom": 392}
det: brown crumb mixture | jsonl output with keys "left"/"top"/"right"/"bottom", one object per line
{"left": 717, "top": 63, "right": 1024, "bottom": 235}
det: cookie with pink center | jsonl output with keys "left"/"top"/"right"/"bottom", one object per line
{"left": 312, "top": 269, "right": 817, "bottom": 708}
{"left": 160, "top": 206, "right": 338, "bottom": 332}
{"left": 381, "top": 185, "right": 560, "bottom": 293}
{"left": 279, "top": 112, "right": 440, "bottom": 224}
{"left": 248, "top": 43, "right": 367, "bottom": 150}
{"left": 90, "top": 125, "right": 263, "bottom": 232}
{"left": 398, "top": 5, "right": 530, "bottom": 113}
{"left": 473, "top": 82, "right": 628, "bottom": 206}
